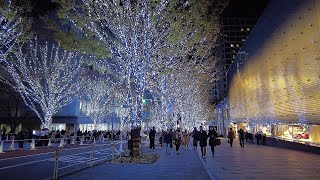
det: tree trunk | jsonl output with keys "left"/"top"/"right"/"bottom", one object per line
{"left": 43, "top": 113, "right": 53, "bottom": 130}
{"left": 131, "top": 127, "right": 141, "bottom": 157}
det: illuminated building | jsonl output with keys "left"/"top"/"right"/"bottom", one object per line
{"left": 225, "top": 0, "right": 320, "bottom": 145}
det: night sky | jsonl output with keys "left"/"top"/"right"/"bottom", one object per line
{"left": 222, "top": 0, "right": 269, "bottom": 18}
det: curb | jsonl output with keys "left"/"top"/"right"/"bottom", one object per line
{"left": 196, "top": 147, "right": 217, "bottom": 180}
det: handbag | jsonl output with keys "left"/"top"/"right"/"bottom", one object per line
{"left": 215, "top": 138, "right": 221, "bottom": 146}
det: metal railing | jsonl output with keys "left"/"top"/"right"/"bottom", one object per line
{"left": 0, "top": 135, "right": 127, "bottom": 153}
{"left": 52, "top": 141, "right": 123, "bottom": 180}
{"left": 0, "top": 137, "right": 128, "bottom": 180}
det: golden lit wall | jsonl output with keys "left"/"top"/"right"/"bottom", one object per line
{"left": 229, "top": 0, "right": 320, "bottom": 124}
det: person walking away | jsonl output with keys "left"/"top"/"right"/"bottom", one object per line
{"left": 149, "top": 127, "right": 156, "bottom": 149}
{"left": 175, "top": 129, "right": 182, "bottom": 154}
{"left": 183, "top": 130, "right": 190, "bottom": 148}
{"left": 163, "top": 130, "right": 172, "bottom": 154}
{"left": 227, "top": 128, "right": 235, "bottom": 147}
{"left": 256, "top": 131, "right": 262, "bottom": 144}
{"left": 199, "top": 126, "right": 208, "bottom": 157}
{"left": 208, "top": 126, "right": 218, "bottom": 157}
{"left": 238, "top": 128, "right": 245, "bottom": 148}
{"left": 192, "top": 127, "right": 199, "bottom": 149}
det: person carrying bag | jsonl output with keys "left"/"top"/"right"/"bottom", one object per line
{"left": 208, "top": 126, "right": 219, "bottom": 157}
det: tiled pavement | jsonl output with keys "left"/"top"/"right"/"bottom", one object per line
{"left": 61, "top": 138, "right": 320, "bottom": 180}
{"left": 61, "top": 144, "right": 210, "bottom": 180}
{"left": 200, "top": 138, "right": 320, "bottom": 180}
{"left": 3, "top": 138, "right": 320, "bottom": 180}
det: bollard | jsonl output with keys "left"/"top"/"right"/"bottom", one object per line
{"left": 119, "top": 136, "right": 124, "bottom": 153}
{"left": 93, "top": 138, "right": 96, "bottom": 145}
{"left": 102, "top": 137, "right": 105, "bottom": 143}
{"left": 53, "top": 149, "right": 59, "bottom": 180}
{"left": 47, "top": 138, "right": 52, "bottom": 147}
{"left": 112, "top": 143, "right": 115, "bottom": 161}
{"left": 80, "top": 137, "right": 84, "bottom": 145}
{"left": 30, "top": 138, "right": 36, "bottom": 150}
{"left": 71, "top": 136, "right": 75, "bottom": 145}
{"left": 58, "top": 138, "right": 64, "bottom": 148}
{"left": 9, "top": 139, "right": 15, "bottom": 150}
{"left": 6, "top": 135, "right": 8, "bottom": 141}
{"left": 90, "top": 144, "right": 94, "bottom": 167}
{"left": 0, "top": 141, "right": 4, "bottom": 153}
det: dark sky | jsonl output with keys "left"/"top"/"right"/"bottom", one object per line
{"left": 222, "top": 0, "right": 269, "bottom": 18}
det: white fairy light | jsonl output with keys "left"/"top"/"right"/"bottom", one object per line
{"left": 0, "top": 0, "right": 21, "bottom": 62}
{"left": 3, "top": 38, "right": 82, "bottom": 129}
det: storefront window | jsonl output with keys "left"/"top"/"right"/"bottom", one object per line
{"left": 51, "top": 124, "right": 66, "bottom": 131}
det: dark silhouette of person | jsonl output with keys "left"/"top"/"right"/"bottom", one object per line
{"left": 149, "top": 127, "right": 156, "bottom": 149}
{"left": 228, "top": 128, "right": 235, "bottom": 147}
{"left": 208, "top": 126, "right": 218, "bottom": 157}
{"left": 238, "top": 128, "right": 245, "bottom": 148}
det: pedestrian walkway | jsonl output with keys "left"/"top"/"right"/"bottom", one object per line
{"left": 199, "top": 138, "right": 320, "bottom": 180}
{"left": 61, "top": 145, "right": 210, "bottom": 180}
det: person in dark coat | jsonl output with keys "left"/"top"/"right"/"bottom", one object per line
{"left": 199, "top": 126, "right": 208, "bottom": 157}
{"left": 208, "top": 127, "right": 218, "bottom": 157}
{"left": 149, "top": 127, "right": 156, "bottom": 149}
{"left": 238, "top": 128, "right": 245, "bottom": 148}
{"left": 192, "top": 127, "right": 199, "bottom": 149}
{"left": 17, "top": 129, "right": 26, "bottom": 148}
{"left": 163, "top": 130, "right": 172, "bottom": 154}
{"left": 227, "top": 128, "right": 235, "bottom": 147}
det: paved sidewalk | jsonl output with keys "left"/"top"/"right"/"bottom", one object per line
{"left": 199, "top": 138, "right": 320, "bottom": 180}
{"left": 61, "top": 144, "right": 210, "bottom": 180}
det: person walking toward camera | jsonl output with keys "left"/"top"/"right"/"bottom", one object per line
{"left": 192, "top": 127, "right": 199, "bottom": 149}
{"left": 199, "top": 126, "right": 208, "bottom": 157}
{"left": 175, "top": 129, "right": 182, "bottom": 154}
{"left": 228, "top": 128, "right": 235, "bottom": 147}
{"left": 149, "top": 127, "right": 156, "bottom": 149}
{"left": 164, "top": 130, "right": 172, "bottom": 154}
{"left": 208, "top": 127, "right": 218, "bottom": 157}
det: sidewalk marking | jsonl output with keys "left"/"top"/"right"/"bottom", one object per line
{"left": 0, "top": 158, "right": 50, "bottom": 170}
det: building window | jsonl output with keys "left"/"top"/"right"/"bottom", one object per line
{"left": 236, "top": 44, "right": 240, "bottom": 47}
{"left": 242, "top": 38, "right": 246, "bottom": 42}
{"left": 247, "top": 27, "right": 250, "bottom": 31}
{"left": 241, "top": 28, "right": 244, "bottom": 31}
{"left": 230, "top": 44, "right": 234, "bottom": 47}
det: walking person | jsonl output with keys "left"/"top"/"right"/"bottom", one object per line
{"left": 169, "top": 129, "right": 174, "bottom": 149}
{"left": 208, "top": 126, "right": 218, "bottom": 157}
{"left": 199, "top": 126, "right": 208, "bottom": 157}
{"left": 164, "top": 130, "right": 172, "bottom": 154}
{"left": 149, "top": 127, "right": 156, "bottom": 149}
{"left": 192, "top": 127, "right": 199, "bottom": 149}
{"left": 2, "top": 126, "right": 6, "bottom": 140}
{"left": 256, "top": 131, "right": 262, "bottom": 145}
{"left": 183, "top": 129, "right": 190, "bottom": 148}
{"left": 238, "top": 128, "right": 245, "bottom": 147}
{"left": 17, "top": 129, "right": 26, "bottom": 148}
{"left": 227, "top": 128, "right": 235, "bottom": 147}
{"left": 175, "top": 129, "right": 182, "bottom": 154}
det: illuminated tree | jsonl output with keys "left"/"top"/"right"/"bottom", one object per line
{"left": 80, "top": 75, "right": 113, "bottom": 129}
{"left": 3, "top": 39, "right": 82, "bottom": 129}
{"left": 0, "top": 0, "right": 21, "bottom": 61}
